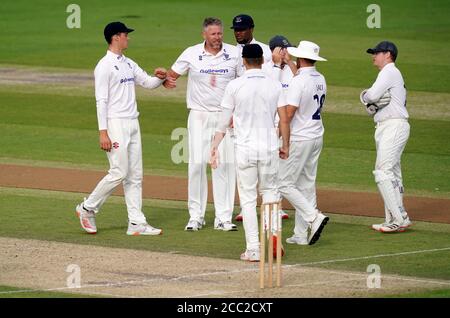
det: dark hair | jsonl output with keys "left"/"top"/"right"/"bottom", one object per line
{"left": 203, "top": 17, "right": 222, "bottom": 30}
{"left": 244, "top": 57, "right": 263, "bottom": 66}
{"left": 303, "top": 58, "right": 316, "bottom": 65}
{"left": 387, "top": 51, "right": 397, "bottom": 62}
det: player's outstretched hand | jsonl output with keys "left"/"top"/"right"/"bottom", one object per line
{"left": 154, "top": 67, "right": 167, "bottom": 80}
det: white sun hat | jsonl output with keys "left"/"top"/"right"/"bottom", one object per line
{"left": 287, "top": 40, "right": 327, "bottom": 61}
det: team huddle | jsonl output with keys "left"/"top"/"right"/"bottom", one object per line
{"left": 75, "top": 14, "right": 412, "bottom": 261}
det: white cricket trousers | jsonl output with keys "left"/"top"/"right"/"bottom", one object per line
{"left": 278, "top": 137, "right": 323, "bottom": 237}
{"left": 84, "top": 118, "right": 147, "bottom": 225}
{"left": 236, "top": 149, "right": 280, "bottom": 251}
{"left": 187, "top": 110, "right": 235, "bottom": 223}
{"left": 373, "top": 118, "right": 410, "bottom": 223}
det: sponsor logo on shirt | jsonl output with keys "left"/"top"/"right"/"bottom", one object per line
{"left": 282, "top": 83, "right": 289, "bottom": 88}
{"left": 200, "top": 69, "right": 229, "bottom": 75}
{"left": 120, "top": 77, "right": 135, "bottom": 84}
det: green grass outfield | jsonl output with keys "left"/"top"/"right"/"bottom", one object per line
{"left": 1, "top": 0, "right": 449, "bottom": 93}
{"left": 0, "top": 87, "right": 449, "bottom": 196}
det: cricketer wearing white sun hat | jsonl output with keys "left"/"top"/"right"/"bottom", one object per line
{"left": 279, "top": 39, "right": 329, "bottom": 246}
{"left": 287, "top": 40, "right": 327, "bottom": 61}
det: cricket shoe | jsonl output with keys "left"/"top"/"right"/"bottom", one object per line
{"left": 279, "top": 210, "right": 289, "bottom": 220}
{"left": 214, "top": 219, "right": 238, "bottom": 231}
{"left": 400, "top": 216, "right": 413, "bottom": 229}
{"left": 235, "top": 212, "right": 243, "bottom": 222}
{"left": 308, "top": 213, "right": 329, "bottom": 245}
{"left": 272, "top": 235, "right": 285, "bottom": 257}
{"left": 371, "top": 222, "right": 390, "bottom": 232}
{"left": 127, "top": 223, "right": 162, "bottom": 236}
{"left": 286, "top": 235, "right": 308, "bottom": 245}
{"left": 75, "top": 202, "right": 97, "bottom": 234}
{"left": 184, "top": 219, "right": 205, "bottom": 231}
{"left": 240, "top": 249, "right": 260, "bottom": 262}
{"left": 379, "top": 222, "right": 403, "bottom": 233}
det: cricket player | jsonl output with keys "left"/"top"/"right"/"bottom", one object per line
{"left": 262, "top": 35, "right": 298, "bottom": 221}
{"left": 263, "top": 35, "right": 297, "bottom": 87}
{"left": 360, "top": 41, "right": 412, "bottom": 233}
{"left": 230, "top": 14, "right": 272, "bottom": 75}
{"left": 279, "top": 40, "right": 330, "bottom": 246}
{"left": 166, "top": 17, "right": 239, "bottom": 232}
{"left": 75, "top": 22, "right": 172, "bottom": 235}
{"left": 210, "top": 44, "right": 290, "bottom": 261}
{"left": 231, "top": 14, "right": 273, "bottom": 222}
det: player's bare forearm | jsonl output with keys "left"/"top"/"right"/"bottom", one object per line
{"left": 99, "top": 130, "right": 112, "bottom": 152}
{"left": 277, "top": 106, "right": 290, "bottom": 159}
{"left": 210, "top": 131, "right": 225, "bottom": 169}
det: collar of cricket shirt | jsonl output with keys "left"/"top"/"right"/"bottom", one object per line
{"left": 201, "top": 41, "right": 228, "bottom": 58}
{"left": 107, "top": 50, "right": 126, "bottom": 62}
{"left": 297, "top": 66, "right": 316, "bottom": 75}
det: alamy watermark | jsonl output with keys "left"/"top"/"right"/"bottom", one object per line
{"left": 366, "top": 264, "right": 381, "bottom": 288}
{"left": 66, "top": 4, "right": 81, "bottom": 29}
{"left": 66, "top": 264, "right": 81, "bottom": 288}
{"left": 367, "top": 4, "right": 381, "bottom": 29}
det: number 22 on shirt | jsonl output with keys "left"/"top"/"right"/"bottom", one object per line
{"left": 312, "top": 94, "right": 325, "bottom": 120}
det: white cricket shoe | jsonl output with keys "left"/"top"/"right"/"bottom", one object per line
{"left": 214, "top": 219, "right": 238, "bottom": 231}
{"left": 379, "top": 222, "right": 403, "bottom": 233}
{"left": 400, "top": 216, "right": 413, "bottom": 229}
{"left": 308, "top": 213, "right": 329, "bottom": 245}
{"left": 372, "top": 222, "right": 390, "bottom": 232}
{"left": 240, "top": 249, "right": 260, "bottom": 262}
{"left": 184, "top": 219, "right": 204, "bottom": 231}
{"left": 286, "top": 235, "right": 308, "bottom": 245}
{"left": 75, "top": 202, "right": 97, "bottom": 234}
{"left": 127, "top": 223, "right": 162, "bottom": 236}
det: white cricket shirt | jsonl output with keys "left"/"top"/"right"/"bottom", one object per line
{"left": 286, "top": 66, "right": 327, "bottom": 141}
{"left": 263, "top": 61, "right": 295, "bottom": 126}
{"left": 262, "top": 61, "right": 295, "bottom": 92}
{"left": 364, "top": 62, "right": 409, "bottom": 123}
{"left": 171, "top": 42, "right": 239, "bottom": 112}
{"left": 236, "top": 38, "right": 272, "bottom": 74}
{"left": 94, "top": 50, "right": 164, "bottom": 130}
{"left": 220, "top": 69, "right": 286, "bottom": 159}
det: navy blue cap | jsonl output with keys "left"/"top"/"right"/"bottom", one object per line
{"left": 367, "top": 41, "right": 398, "bottom": 59}
{"left": 230, "top": 14, "right": 254, "bottom": 30}
{"left": 269, "top": 35, "right": 293, "bottom": 51}
{"left": 242, "top": 44, "right": 263, "bottom": 58}
{"left": 104, "top": 22, "right": 134, "bottom": 42}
